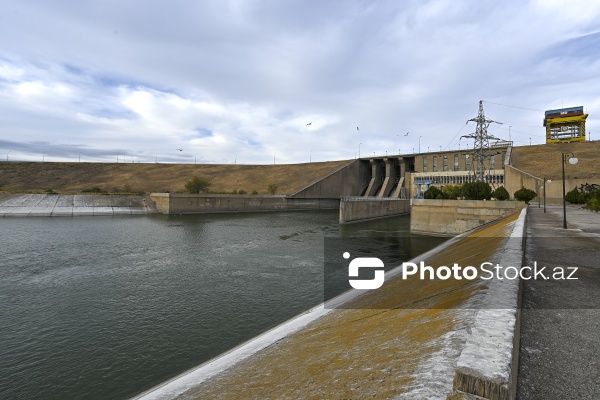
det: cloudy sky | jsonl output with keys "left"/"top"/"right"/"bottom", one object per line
{"left": 1, "top": 0, "right": 600, "bottom": 164}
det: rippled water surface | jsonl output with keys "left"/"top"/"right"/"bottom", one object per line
{"left": 0, "top": 211, "right": 443, "bottom": 399}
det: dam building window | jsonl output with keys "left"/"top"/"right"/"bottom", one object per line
{"left": 433, "top": 156, "right": 438, "bottom": 172}
{"left": 443, "top": 155, "right": 448, "bottom": 171}
{"left": 454, "top": 154, "right": 459, "bottom": 170}
{"left": 422, "top": 157, "right": 428, "bottom": 172}
{"left": 465, "top": 154, "right": 470, "bottom": 170}
{"left": 490, "top": 155, "right": 495, "bottom": 169}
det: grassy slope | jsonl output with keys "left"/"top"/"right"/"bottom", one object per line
{"left": 510, "top": 140, "right": 600, "bottom": 180}
{"left": 0, "top": 160, "right": 352, "bottom": 195}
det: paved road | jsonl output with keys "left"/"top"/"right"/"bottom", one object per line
{"left": 517, "top": 205, "right": 600, "bottom": 399}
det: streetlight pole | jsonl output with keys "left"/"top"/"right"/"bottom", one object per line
{"left": 6, "top": 151, "right": 10, "bottom": 162}
{"left": 562, "top": 152, "right": 578, "bottom": 229}
{"left": 544, "top": 178, "right": 551, "bottom": 213}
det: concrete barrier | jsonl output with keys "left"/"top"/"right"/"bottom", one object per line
{"left": 149, "top": 193, "right": 339, "bottom": 214}
{"left": 447, "top": 207, "right": 527, "bottom": 400}
{"left": 411, "top": 199, "right": 523, "bottom": 235}
{"left": 339, "top": 196, "right": 409, "bottom": 224}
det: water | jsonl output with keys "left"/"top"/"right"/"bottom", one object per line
{"left": 0, "top": 211, "right": 445, "bottom": 400}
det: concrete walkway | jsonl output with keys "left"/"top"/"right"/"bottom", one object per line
{"left": 518, "top": 205, "right": 600, "bottom": 399}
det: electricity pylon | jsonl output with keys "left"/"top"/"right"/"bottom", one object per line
{"left": 461, "top": 100, "right": 503, "bottom": 182}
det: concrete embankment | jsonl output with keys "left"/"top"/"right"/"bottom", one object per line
{"left": 339, "top": 196, "right": 409, "bottom": 224}
{"left": 411, "top": 199, "right": 524, "bottom": 235}
{"left": 0, "top": 194, "right": 156, "bottom": 216}
{"left": 133, "top": 210, "right": 527, "bottom": 400}
{"left": 149, "top": 193, "right": 338, "bottom": 214}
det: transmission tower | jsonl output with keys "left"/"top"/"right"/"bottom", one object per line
{"left": 461, "top": 100, "right": 503, "bottom": 182}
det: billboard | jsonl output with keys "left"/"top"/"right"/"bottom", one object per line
{"left": 543, "top": 106, "right": 587, "bottom": 143}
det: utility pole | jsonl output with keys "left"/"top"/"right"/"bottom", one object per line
{"left": 461, "top": 100, "right": 503, "bottom": 182}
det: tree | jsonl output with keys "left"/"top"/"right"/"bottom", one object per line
{"left": 267, "top": 183, "right": 278, "bottom": 194}
{"left": 424, "top": 185, "right": 443, "bottom": 199}
{"left": 462, "top": 181, "right": 492, "bottom": 200}
{"left": 565, "top": 187, "right": 587, "bottom": 204}
{"left": 185, "top": 176, "right": 211, "bottom": 194}
{"left": 513, "top": 187, "right": 537, "bottom": 204}
{"left": 492, "top": 186, "right": 510, "bottom": 201}
{"left": 442, "top": 184, "right": 462, "bottom": 200}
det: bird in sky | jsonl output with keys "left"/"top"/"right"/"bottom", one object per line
{"left": 356, "top": 126, "right": 359, "bottom": 130}
{"left": 306, "top": 122, "right": 312, "bottom": 126}
{"left": 404, "top": 132, "right": 409, "bottom": 136}
{"left": 176, "top": 149, "right": 183, "bottom": 151}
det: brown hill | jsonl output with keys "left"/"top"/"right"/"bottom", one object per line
{"left": 510, "top": 141, "right": 600, "bottom": 180}
{"left": 0, "top": 160, "right": 352, "bottom": 195}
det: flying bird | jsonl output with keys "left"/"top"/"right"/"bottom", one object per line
{"left": 357, "top": 127, "right": 359, "bottom": 130}
{"left": 306, "top": 122, "right": 312, "bottom": 126}
{"left": 176, "top": 149, "right": 183, "bottom": 151}
{"left": 404, "top": 132, "right": 409, "bottom": 136}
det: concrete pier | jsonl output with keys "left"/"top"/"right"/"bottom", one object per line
{"left": 339, "top": 196, "right": 409, "bottom": 224}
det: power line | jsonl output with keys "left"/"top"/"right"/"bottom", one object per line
{"left": 482, "top": 100, "right": 544, "bottom": 112}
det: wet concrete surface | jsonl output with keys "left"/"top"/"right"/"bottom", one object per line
{"left": 517, "top": 206, "right": 600, "bottom": 399}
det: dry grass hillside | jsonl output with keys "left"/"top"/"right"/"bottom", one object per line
{"left": 510, "top": 140, "right": 600, "bottom": 180}
{"left": 0, "top": 160, "right": 352, "bottom": 195}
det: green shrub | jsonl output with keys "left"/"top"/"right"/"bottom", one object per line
{"left": 442, "top": 184, "right": 461, "bottom": 200}
{"left": 251, "top": 190, "right": 259, "bottom": 195}
{"left": 185, "top": 177, "right": 211, "bottom": 194}
{"left": 565, "top": 187, "right": 586, "bottom": 204}
{"left": 238, "top": 190, "right": 247, "bottom": 194}
{"left": 492, "top": 186, "right": 510, "bottom": 201}
{"left": 462, "top": 181, "right": 492, "bottom": 200}
{"left": 267, "top": 184, "right": 278, "bottom": 195}
{"left": 424, "top": 185, "right": 443, "bottom": 199}
{"left": 514, "top": 187, "right": 537, "bottom": 204}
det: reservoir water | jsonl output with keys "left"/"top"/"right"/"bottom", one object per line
{"left": 0, "top": 211, "right": 445, "bottom": 400}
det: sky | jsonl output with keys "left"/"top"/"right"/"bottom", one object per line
{"left": 1, "top": 0, "right": 600, "bottom": 165}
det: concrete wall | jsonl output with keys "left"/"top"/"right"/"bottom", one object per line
{"left": 290, "top": 159, "right": 370, "bottom": 198}
{"left": 410, "top": 199, "right": 523, "bottom": 235}
{"left": 504, "top": 165, "right": 600, "bottom": 205}
{"left": 339, "top": 197, "right": 409, "bottom": 224}
{"left": 149, "top": 193, "right": 339, "bottom": 214}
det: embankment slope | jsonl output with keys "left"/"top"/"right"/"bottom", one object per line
{"left": 510, "top": 141, "right": 600, "bottom": 180}
{"left": 0, "top": 160, "right": 351, "bottom": 195}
